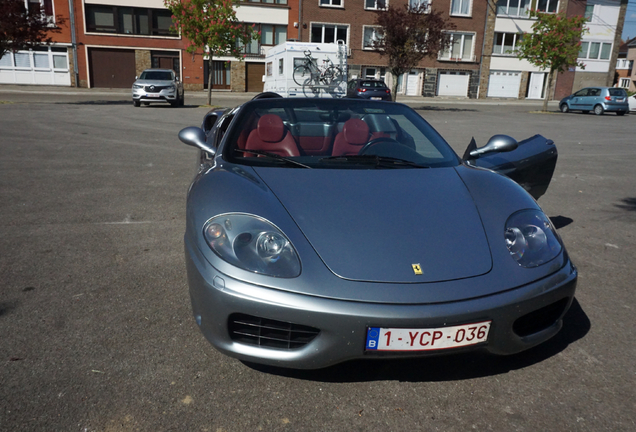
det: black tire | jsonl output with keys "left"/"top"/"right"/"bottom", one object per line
{"left": 560, "top": 104, "right": 569, "bottom": 113}
{"left": 293, "top": 65, "right": 312, "bottom": 86}
{"left": 616, "top": 111, "right": 626, "bottom": 116}
{"left": 594, "top": 104, "right": 604, "bottom": 115}
{"left": 321, "top": 66, "right": 343, "bottom": 85}
{"left": 179, "top": 92, "right": 185, "bottom": 107}
{"left": 133, "top": 100, "right": 140, "bottom": 107}
{"left": 302, "top": 78, "right": 319, "bottom": 97}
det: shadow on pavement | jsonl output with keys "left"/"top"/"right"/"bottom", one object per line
{"left": 411, "top": 106, "right": 478, "bottom": 112}
{"left": 550, "top": 215, "right": 574, "bottom": 229}
{"left": 244, "top": 298, "right": 590, "bottom": 383}
{"left": 56, "top": 100, "right": 199, "bottom": 108}
{"left": 615, "top": 197, "right": 636, "bottom": 212}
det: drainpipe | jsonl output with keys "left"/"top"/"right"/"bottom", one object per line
{"left": 298, "top": 0, "right": 302, "bottom": 41}
{"left": 68, "top": 0, "right": 79, "bottom": 87}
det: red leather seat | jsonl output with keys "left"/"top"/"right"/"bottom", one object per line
{"left": 245, "top": 114, "right": 300, "bottom": 157}
{"left": 331, "top": 119, "right": 370, "bottom": 156}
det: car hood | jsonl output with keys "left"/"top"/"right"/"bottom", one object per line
{"left": 253, "top": 167, "right": 492, "bottom": 283}
{"left": 133, "top": 79, "right": 174, "bottom": 86}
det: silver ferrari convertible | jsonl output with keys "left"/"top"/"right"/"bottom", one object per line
{"left": 178, "top": 95, "right": 577, "bottom": 369}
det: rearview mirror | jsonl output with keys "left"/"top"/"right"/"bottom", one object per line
{"left": 469, "top": 134, "right": 518, "bottom": 158}
{"left": 178, "top": 127, "right": 216, "bottom": 156}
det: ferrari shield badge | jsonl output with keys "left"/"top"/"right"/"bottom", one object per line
{"left": 412, "top": 264, "right": 423, "bottom": 275}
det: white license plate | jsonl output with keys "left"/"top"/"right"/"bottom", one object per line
{"left": 365, "top": 321, "right": 491, "bottom": 352}
{"left": 371, "top": 97, "right": 382, "bottom": 100}
{"left": 146, "top": 94, "right": 161, "bottom": 98}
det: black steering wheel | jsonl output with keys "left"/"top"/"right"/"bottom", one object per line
{"left": 358, "top": 137, "right": 401, "bottom": 155}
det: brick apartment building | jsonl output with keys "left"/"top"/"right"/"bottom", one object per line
{"left": 1, "top": 0, "right": 629, "bottom": 100}
{"left": 298, "top": 0, "right": 487, "bottom": 98}
{"left": 0, "top": 0, "right": 74, "bottom": 86}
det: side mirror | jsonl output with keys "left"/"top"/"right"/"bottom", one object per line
{"left": 178, "top": 127, "right": 216, "bottom": 156}
{"left": 469, "top": 134, "right": 518, "bottom": 158}
{"left": 135, "top": 76, "right": 138, "bottom": 80}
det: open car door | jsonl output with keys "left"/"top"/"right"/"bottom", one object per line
{"left": 463, "top": 134, "right": 558, "bottom": 200}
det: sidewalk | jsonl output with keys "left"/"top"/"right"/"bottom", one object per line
{"left": 0, "top": 84, "right": 558, "bottom": 106}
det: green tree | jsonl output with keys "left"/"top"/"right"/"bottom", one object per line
{"left": 372, "top": 4, "right": 454, "bottom": 101}
{"left": 516, "top": 10, "right": 587, "bottom": 112}
{"left": 0, "top": 0, "right": 62, "bottom": 60}
{"left": 164, "top": 0, "right": 258, "bottom": 105}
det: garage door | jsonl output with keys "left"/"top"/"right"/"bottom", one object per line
{"left": 89, "top": 48, "right": 136, "bottom": 88}
{"left": 437, "top": 71, "right": 470, "bottom": 97}
{"left": 487, "top": 71, "right": 521, "bottom": 98}
{"left": 246, "top": 62, "right": 265, "bottom": 92}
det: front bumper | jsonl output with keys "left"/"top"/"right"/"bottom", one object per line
{"left": 186, "top": 238, "right": 577, "bottom": 369}
{"left": 132, "top": 88, "right": 177, "bottom": 103}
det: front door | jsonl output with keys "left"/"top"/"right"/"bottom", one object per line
{"left": 406, "top": 70, "right": 419, "bottom": 96}
{"left": 527, "top": 72, "right": 545, "bottom": 99}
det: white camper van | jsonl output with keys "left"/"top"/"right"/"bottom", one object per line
{"left": 262, "top": 41, "right": 347, "bottom": 98}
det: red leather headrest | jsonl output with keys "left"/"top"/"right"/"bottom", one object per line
{"left": 257, "top": 114, "right": 285, "bottom": 142}
{"left": 343, "top": 119, "right": 369, "bottom": 145}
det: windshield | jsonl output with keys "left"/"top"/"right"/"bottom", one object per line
{"left": 139, "top": 71, "right": 173, "bottom": 80}
{"left": 608, "top": 88, "right": 627, "bottom": 97}
{"left": 360, "top": 81, "right": 388, "bottom": 89}
{"left": 224, "top": 99, "right": 459, "bottom": 169}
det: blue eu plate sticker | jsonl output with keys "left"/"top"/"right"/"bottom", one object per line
{"left": 366, "top": 327, "right": 380, "bottom": 350}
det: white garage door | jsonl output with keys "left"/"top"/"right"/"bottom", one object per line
{"left": 437, "top": 71, "right": 470, "bottom": 97}
{"left": 0, "top": 47, "right": 71, "bottom": 86}
{"left": 487, "top": 71, "right": 521, "bottom": 98}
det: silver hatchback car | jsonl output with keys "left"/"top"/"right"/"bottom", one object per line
{"left": 559, "top": 86, "right": 628, "bottom": 116}
{"left": 132, "top": 68, "right": 184, "bottom": 108}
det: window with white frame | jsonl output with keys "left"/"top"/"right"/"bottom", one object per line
{"left": 496, "top": 0, "right": 531, "bottom": 17}
{"left": 579, "top": 41, "right": 612, "bottom": 60}
{"left": 25, "top": 0, "right": 55, "bottom": 24}
{"left": 363, "top": 67, "right": 387, "bottom": 80}
{"left": 492, "top": 32, "right": 522, "bottom": 55}
{"left": 616, "top": 59, "right": 632, "bottom": 69}
{"left": 363, "top": 26, "right": 382, "bottom": 50}
{"left": 450, "top": 0, "right": 471, "bottom": 16}
{"left": 619, "top": 78, "right": 630, "bottom": 88}
{"left": 310, "top": 23, "right": 349, "bottom": 44}
{"left": 319, "top": 0, "right": 343, "bottom": 7}
{"left": 248, "top": 0, "right": 288, "bottom": 4}
{"left": 365, "top": 0, "right": 387, "bottom": 11}
{"left": 409, "top": 0, "right": 431, "bottom": 12}
{"left": 584, "top": 5, "right": 594, "bottom": 21}
{"left": 536, "top": 0, "right": 559, "bottom": 14}
{"left": 439, "top": 32, "right": 474, "bottom": 61}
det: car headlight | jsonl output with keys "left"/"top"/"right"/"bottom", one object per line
{"left": 203, "top": 214, "right": 301, "bottom": 278}
{"left": 168, "top": 85, "right": 176, "bottom": 91}
{"left": 133, "top": 84, "right": 143, "bottom": 89}
{"left": 504, "top": 210, "right": 562, "bottom": 268}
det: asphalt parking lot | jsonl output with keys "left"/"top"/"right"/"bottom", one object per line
{"left": 1, "top": 87, "right": 635, "bottom": 431}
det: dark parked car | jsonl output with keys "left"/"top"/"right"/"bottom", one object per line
{"left": 132, "top": 68, "right": 184, "bottom": 107}
{"left": 177, "top": 96, "right": 576, "bottom": 369}
{"left": 347, "top": 79, "right": 392, "bottom": 100}
{"left": 559, "top": 87, "right": 628, "bottom": 115}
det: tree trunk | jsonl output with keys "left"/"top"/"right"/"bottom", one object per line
{"left": 391, "top": 71, "right": 400, "bottom": 102}
{"left": 542, "top": 69, "right": 554, "bottom": 113}
{"left": 207, "top": 55, "right": 213, "bottom": 106}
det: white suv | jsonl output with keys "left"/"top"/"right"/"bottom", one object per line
{"left": 132, "top": 69, "right": 184, "bottom": 108}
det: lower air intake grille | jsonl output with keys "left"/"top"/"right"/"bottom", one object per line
{"left": 513, "top": 298, "right": 569, "bottom": 337}
{"left": 228, "top": 313, "right": 320, "bottom": 350}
